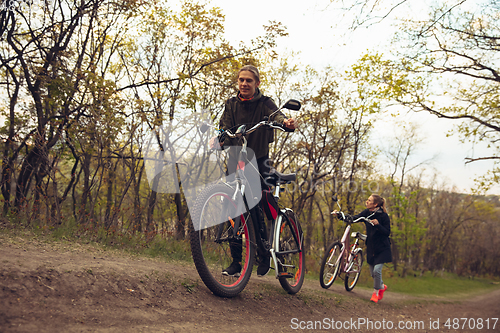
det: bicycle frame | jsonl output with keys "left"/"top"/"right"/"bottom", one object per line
{"left": 323, "top": 221, "right": 363, "bottom": 275}
{"left": 224, "top": 135, "right": 302, "bottom": 280}
{"left": 338, "top": 222, "right": 353, "bottom": 274}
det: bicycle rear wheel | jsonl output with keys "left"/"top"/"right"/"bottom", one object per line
{"left": 319, "top": 241, "right": 342, "bottom": 289}
{"left": 190, "top": 184, "right": 256, "bottom": 297}
{"left": 344, "top": 249, "right": 363, "bottom": 291}
{"left": 277, "top": 212, "right": 305, "bottom": 294}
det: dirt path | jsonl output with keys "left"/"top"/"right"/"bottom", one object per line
{"left": 1, "top": 233, "right": 499, "bottom": 332}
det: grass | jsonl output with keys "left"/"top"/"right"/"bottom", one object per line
{"left": 315, "top": 264, "right": 500, "bottom": 298}
{"left": 372, "top": 270, "right": 499, "bottom": 297}
{"left": 0, "top": 218, "right": 194, "bottom": 263}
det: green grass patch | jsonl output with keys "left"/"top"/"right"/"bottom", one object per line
{"left": 334, "top": 264, "right": 500, "bottom": 297}
{"left": 1, "top": 219, "right": 194, "bottom": 264}
{"left": 308, "top": 261, "right": 500, "bottom": 298}
{"left": 142, "top": 237, "right": 192, "bottom": 262}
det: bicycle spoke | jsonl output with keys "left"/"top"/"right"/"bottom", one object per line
{"left": 345, "top": 249, "right": 363, "bottom": 291}
{"left": 320, "top": 242, "right": 342, "bottom": 289}
{"left": 190, "top": 184, "right": 255, "bottom": 297}
{"left": 277, "top": 213, "right": 305, "bottom": 294}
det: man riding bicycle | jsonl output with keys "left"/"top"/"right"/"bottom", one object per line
{"left": 210, "top": 65, "right": 297, "bottom": 277}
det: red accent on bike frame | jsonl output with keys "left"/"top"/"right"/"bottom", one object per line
{"left": 287, "top": 216, "right": 303, "bottom": 287}
{"left": 237, "top": 161, "right": 245, "bottom": 171}
{"left": 267, "top": 199, "right": 278, "bottom": 220}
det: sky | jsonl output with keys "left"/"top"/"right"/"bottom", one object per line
{"left": 207, "top": 0, "right": 500, "bottom": 195}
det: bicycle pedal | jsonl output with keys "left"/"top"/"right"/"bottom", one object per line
{"left": 278, "top": 272, "right": 294, "bottom": 278}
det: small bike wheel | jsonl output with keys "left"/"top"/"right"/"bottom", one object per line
{"left": 344, "top": 248, "right": 363, "bottom": 291}
{"left": 319, "top": 241, "right": 342, "bottom": 289}
{"left": 277, "top": 213, "right": 305, "bottom": 294}
{"left": 190, "top": 184, "right": 256, "bottom": 298}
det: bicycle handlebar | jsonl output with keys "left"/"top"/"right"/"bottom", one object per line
{"left": 353, "top": 216, "right": 374, "bottom": 226}
{"left": 206, "top": 98, "right": 300, "bottom": 149}
{"left": 331, "top": 211, "right": 374, "bottom": 226}
{"left": 223, "top": 120, "right": 288, "bottom": 139}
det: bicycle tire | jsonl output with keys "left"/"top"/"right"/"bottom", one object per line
{"left": 189, "top": 183, "right": 256, "bottom": 297}
{"left": 344, "top": 248, "right": 363, "bottom": 291}
{"left": 277, "top": 212, "right": 305, "bottom": 294}
{"left": 319, "top": 241, "right": 342, "bottom": 289}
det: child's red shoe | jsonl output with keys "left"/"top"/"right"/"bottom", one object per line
{"left": 378, "top": 285, "right": 387, "bottom": 300}
{"left": 370, "top": 292, "right": 379, "bottom": 303}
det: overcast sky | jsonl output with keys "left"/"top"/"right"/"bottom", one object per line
{"left": 207, "top": 0, "right": 499, "bottom": 195}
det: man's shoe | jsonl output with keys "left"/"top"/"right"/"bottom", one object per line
{"left": 222, "top": 262, "right": 241, "bottom": 277}
{"left": 370, "top": 292, "right": 379, "bottom": 303}
{"left": 378, "top": 285, "right": 387, "bottom": 300}
{"left": 257, "top": 257, "right": 271, "bottom": 277}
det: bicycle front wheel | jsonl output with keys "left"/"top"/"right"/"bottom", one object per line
{"left": 277, "top": 212, "right": 305, "bottom": 294}
{"left": 319, "top": 241, "right": 342, "bottom": 289}
{"left": 190, "top": 184, "right": 256, "bottom": 298}
{"left": 344, "top": 249, "right": 363, "bottom": 291}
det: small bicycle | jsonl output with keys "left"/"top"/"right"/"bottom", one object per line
{"left": 189, "top": 99, "right": 305, "bottom": 298}
{"left": 319, "top": 196, "right": 372, "bottom": 291}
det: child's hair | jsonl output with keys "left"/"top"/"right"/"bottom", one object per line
{"left": 371, "top": 194, "right": 387, "bottom": 213}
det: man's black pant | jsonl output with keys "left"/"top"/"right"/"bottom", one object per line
{"left": 227, "top": 155, "right": 272, "bottom": 263}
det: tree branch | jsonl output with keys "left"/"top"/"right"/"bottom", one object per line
{"left": 465, "top": 156, "right": 500, "bottom": 164}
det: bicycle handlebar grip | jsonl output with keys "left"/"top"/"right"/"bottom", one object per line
{"left": 271, "top": 121, "right": 284, "bottom": 129}
{"left": 271, "top": 121, "right": 294, "bottom": 132}
{"left": 217, "top": 131, "right": 226, "bottom": 144}
{"left": 210, "top": 131, "right": 226, "bottom": 151}
{"left": 278, "top": 121, "right": 295, "bottom": 132}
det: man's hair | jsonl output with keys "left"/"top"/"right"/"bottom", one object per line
{"left": 238, "top": 65, "right": 260, "bottom": 82}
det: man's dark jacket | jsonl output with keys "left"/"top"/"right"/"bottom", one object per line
{"left": 219, "top": 88, "right": 285, "bottom": 159}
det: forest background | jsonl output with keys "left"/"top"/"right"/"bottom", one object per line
{"left": 0, "top": 0, "right": 499, "bottom": 278}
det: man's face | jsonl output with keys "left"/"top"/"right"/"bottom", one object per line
{"left": 238, "top": 70, "right": 260, "bottom": 99}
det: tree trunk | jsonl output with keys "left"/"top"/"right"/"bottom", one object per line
{"left": 104, "top": 161, "right": 116, "bottom": 229}
{"left": 174, "top": 163, "right": 186, "bottom": 240}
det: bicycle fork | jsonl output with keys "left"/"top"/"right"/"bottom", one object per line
{"left": 346, "top": 240, "right": 362, "bottom": 273}
{"left": 269, "top": 209, "right": 301, "bottom": 279}
{"left": 269, "top": 213, "right": 285, "bottom": 278}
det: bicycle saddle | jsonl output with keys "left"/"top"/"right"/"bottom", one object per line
{"left": 352, "top": 232, "right": 367, "bottom": 241}
{"left": 264, "top": 169, "right": 297, "bottom": 186}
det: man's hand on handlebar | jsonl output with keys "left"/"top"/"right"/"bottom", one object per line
{"left": 208, "top": 132, "right": 226, "bottom": 150}
{"left": 283, "top": 118, "right": 298, "bottom": 130}
{"left": 208, "top": 136, "right": 219, "bottom": 149}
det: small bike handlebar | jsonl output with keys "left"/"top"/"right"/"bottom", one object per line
{"left": 331, "top": 211, "right": 374, "bottom": 226}
{"left": 353, "top": 216, "right": 374, "bottom": 226}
